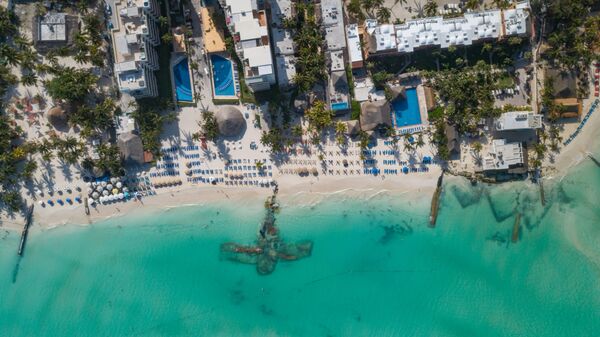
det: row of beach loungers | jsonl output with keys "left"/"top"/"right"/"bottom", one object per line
{"left": 363, "top": 166, "right": 430, "bottom": 175}
{"left": 563, "top": 99, "right": 599, "bottom": 146}
{"left": 150, "top": 170, "right": 180, "bottom": 177}
{"left": 156, "top": 163, "right": 179, "bottom": 169}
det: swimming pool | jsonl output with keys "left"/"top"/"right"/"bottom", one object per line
{"left": 331, "top": 102, "right": 349, "bottom": 111}
{"left": 392, "top": 87, "right": 422, "bottom": 127}
{"left": 210, "top": 54, "right": 236, "bottom": 97}
{"left": 173, "top": 58, "right": 193, "bottom": 102}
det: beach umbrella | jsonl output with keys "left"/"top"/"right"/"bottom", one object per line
{"left": 185, "top": 162, "right": 192, "bottom": 168}
{"left": 107, "top": 183, "right": 113, "bottom": 190}
{"left": 38, "top": 200, "right": 45, "bottom": 207}
{"left": 87, "top": 182, "right": 93, "bottom": 189}
{"left": 124, "top": 192, "right": 130, "bottom": 199}
{"left": 87, "top": 190, "right": 93, "bottom": 196}
{"left": 92, "top": 192, "right": 99, "bottom": 199}
{"left": 47, "top": 200, "right": 54, "bottom": 206}
{"left": 96, "top": 185, "right": 104, "bottom": 192}
{"left": 402, "top": 167, "right": 409, "bottom": 174}
{"left": 123, "top": 187, "right": 129, "bottom": 193}
{"left": 99, "top": 196, "right": 106, "bottom": 203}
{"left": 112, "top": 188, "right": 119, "bottom": 195}
{"left": 66, "top": 198, "right": 72, "bottom": 204}
{"left": 116, "top": 182, "right": 123, "bottom": 189}
{"left": 185, "top": 169, "right": 192, "bottom": 176}
{"left": 111, "top": 177, "right": 118, "bottom": 184}
{"left": 118, "top": 193, "right": 124, "bottom": 200}
{"left": 101, "top": 181, "right": 107, "bottom": 187}
{"left": 75, "top": 197, "right": 82, "bottom": 203}
{"left": 89, "top": 199, "right": 96, "bottom": 206}
{"left": 311, "top": 167, "right": 318, "bottom": 176}
{"left": 57, "top": 199, "right": 64, "bottom": 205}
{"left": 102, "top": 190, "right": 109, "bottom": 196}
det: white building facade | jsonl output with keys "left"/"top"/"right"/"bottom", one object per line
{"left": 219, "top": 0, "right": 276, "bottom": 92}
{"left": 482, "top": 139, "right": 526, "bottom": 172}
{"left": 495, "top": 111, "right": 543, "bottom": 131}
{"left": 110, "top": 0, "right": 161, "bottom": 98}
{"left": 366, "top": 3, "right": 530, "bottom": 56}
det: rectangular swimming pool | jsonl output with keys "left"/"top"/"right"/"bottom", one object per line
{"left": 173, "top": 57, "right": 193, "bottom": 102}
{"left": 392, "top": 87, "right": 422, "bottom": 127}
{"left": 210, "top": 54, "right": 236, "bottom": 97}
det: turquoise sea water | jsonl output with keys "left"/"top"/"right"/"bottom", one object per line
{"left": 2, "top": 158, "right": 600, "bottom": 336}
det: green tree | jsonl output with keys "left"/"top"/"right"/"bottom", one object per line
{"left": 305, "top": 100, "right": 334, "bottom": 132}
{"left": 335, "top": 121, "right": 347, "bottom": 145}
{"left": 424, "top": 0, "right": 437, "bottom": 17}
{"left": 44, "top": 67, "right": 97, "bottom": 102}
{"left": 20, "top": 72, "right": 37, "bottom": 86}
{"left": 200, "top": 110, "right": 219, "bottom": 142}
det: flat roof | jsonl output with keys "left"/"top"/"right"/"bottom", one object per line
{"left": 321, "top": 0, "right": 346, "bottom": 51}
{"left": 346, "top": 24, "right": 363, "bottom": 64}
{"left": 482, "top": 139, "right": 524, "bottom": 171}
{"left": 235, "top": 19, "right": 264, "bottom": 41}
{"left": 201, "top": 7, "right": 226, "bottom": 53}
{"left": 495, "top": 111, "right": 542, "bottom": 131}
{"left": 367, "top": 4, "right": 529, "bottom": 55}
{"left": 244, "top": 45, "right": 273, "bottom": 68}
{"left": 39, "top": 13, "right": 66, "bottom": 41}
{"left": 225, "top": 0, "right": 253, "bottom": 15}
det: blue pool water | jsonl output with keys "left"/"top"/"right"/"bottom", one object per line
{"left": 392, "top": 88, "right": 422, "bottom": 127}
{"left": 173, "top": 58, "right": 193, "bottom": 102}
{"left": 211, "top": 54, "right": 236, "bottom": 97}
{"left": 331, "top": 102, "right": 349, "bottom": 111}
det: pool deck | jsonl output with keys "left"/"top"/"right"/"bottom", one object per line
{"left": 395, "top": 85, "right": 430, "bottom": 135}
{"left": 170, "top": 54, "right": 196, "bottom": 104}
{"left": 209, "top": 52, "right": 239, "bottom": 101}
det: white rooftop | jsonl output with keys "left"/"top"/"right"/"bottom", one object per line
{"left": 244, "top": 45, "right": 274, "bottom": 70}
{"left": 495, "top": 111, "right": 543, "bottom": 131}
{"left": 367, "top": 4, "right": 529, "bottom": 54}
{"left": 482, "top": 139, "right": 524, "bottom": 171}
{"left": 346, "top": 24, "right": 363, "bottom": 64}
{"left": 321, "top": 0, "right": 346, "bottom": 51}
{"left": 235, "top": 19, "right": 267, "bottom": 41}
{"left": 39, "top": 13, "right": 66, "bottom": 41}
{"left": 225, "top": 0, "right": 253, "bottom": 15}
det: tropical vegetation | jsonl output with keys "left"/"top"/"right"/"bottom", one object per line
{"left": 288, "top": 2, "right": 326, "bottom": 93}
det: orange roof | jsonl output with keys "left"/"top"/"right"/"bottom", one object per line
{"left": 200, "top": 7, "right": 226, "bottom": 53}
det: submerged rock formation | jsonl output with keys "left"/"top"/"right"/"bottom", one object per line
{"left": 220, "top": 191, "right": 313, "bottom": 275}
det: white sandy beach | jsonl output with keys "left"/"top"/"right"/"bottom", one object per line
{"left": 18, "top": 168, "right": 440, "bottom": 231}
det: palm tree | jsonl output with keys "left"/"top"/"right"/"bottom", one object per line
{"left": 376, "top": 7, "right": 392, "bottom": 23}
{"left": 159, "top": 16, "right": 169, "bottom": 29}
{"left": 335, "top": 121, "right": 347, "bottom": 146}
{"left": 74, "top": 52, "right": 88, "bottom": 64}
{"left": 13, "top": 34, "right": 31, "bottom": 49}
{"left": 403, "top": 134, "right": 414, "bottom": 151}
{"left": 424, "top": 0, "right": 438, "bottom": 17}
{"left": 0, "top": 44, "right": 21, "bottom": 66}
{"left": 20, "top": 48, "right": 37, "bottom": 69}
{"left": 20, "top": 73, "right": 37, "bottom": 86}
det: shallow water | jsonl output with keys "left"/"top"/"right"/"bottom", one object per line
{"left": 1, "top": 160, "right": 600, "bottom": 336}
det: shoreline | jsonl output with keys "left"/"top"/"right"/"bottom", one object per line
{"left": 3, "top": 100, "right": 600, "bottom": 233}
{"left": 1, "top": 171, "right": 440, "bottom": 232}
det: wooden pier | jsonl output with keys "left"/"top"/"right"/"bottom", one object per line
{"left": 511, "top": 213, "right": 521, "bottom": 243}
{"left": 429, "top": 172, "right": 444, "bottom": 227}
{"left": 587, "top": 153, "right": 600, "bottom": 167}
{"left": 539, "top": 179, "right": 546, "bottom": 206}
{"left": 17, "top": 205, "right": 34, "bottom": 256}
